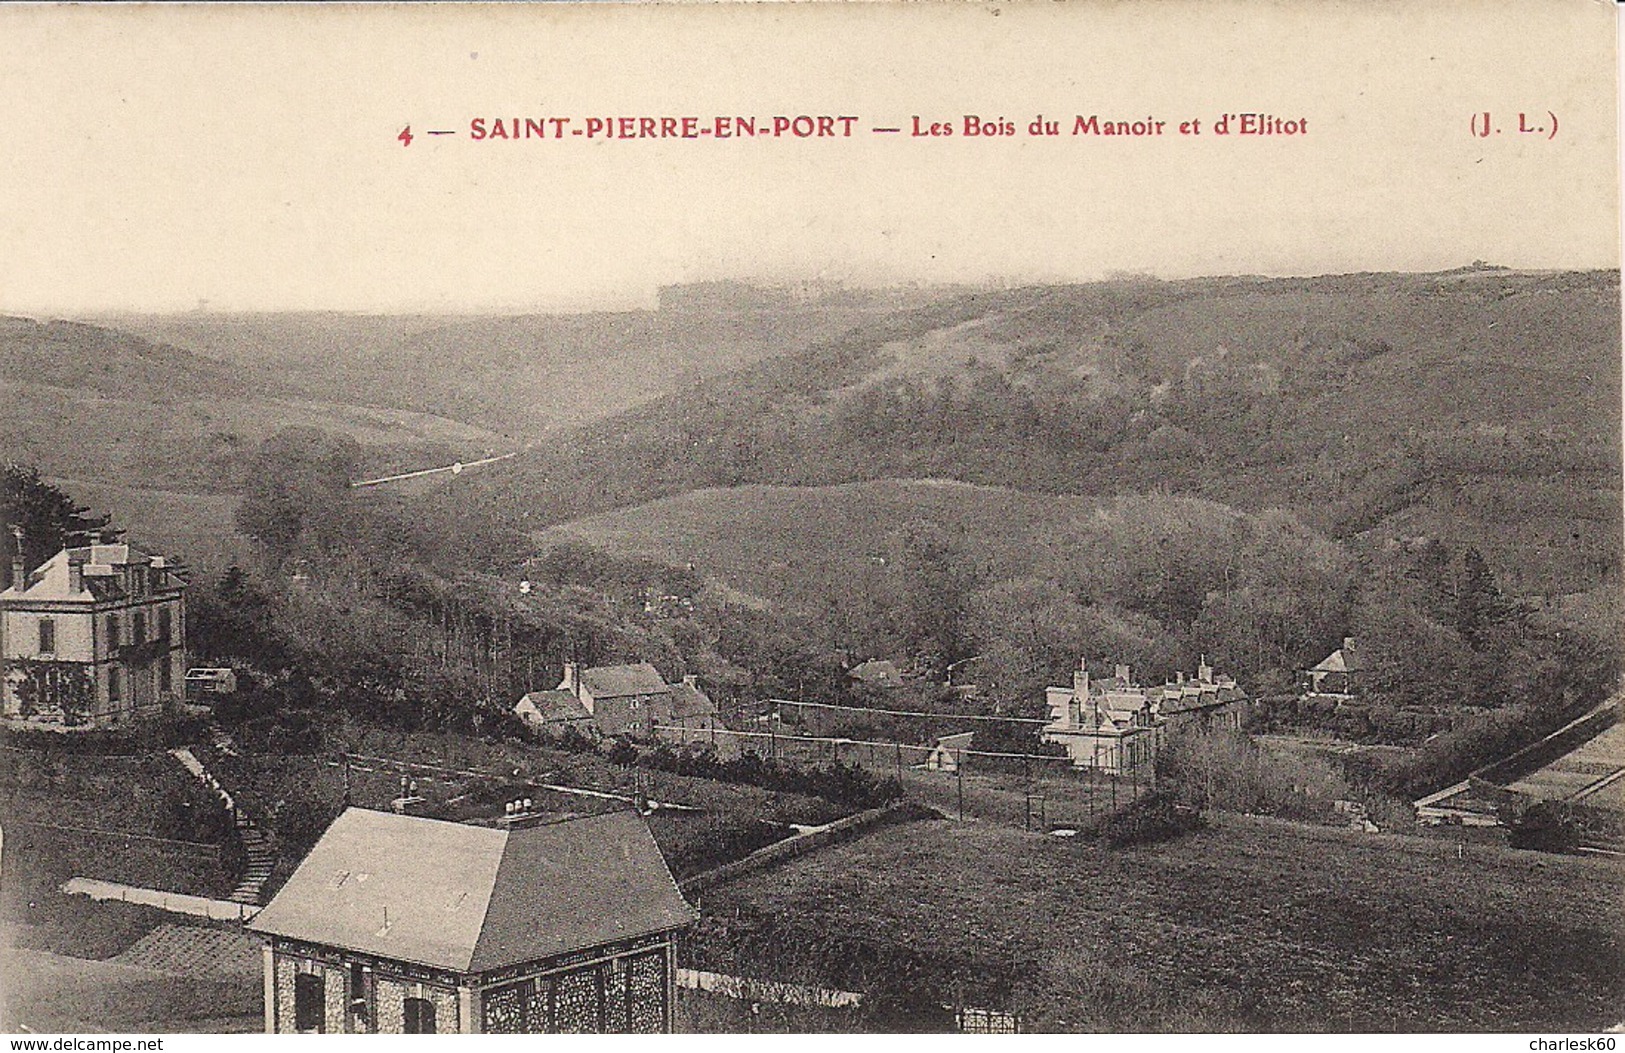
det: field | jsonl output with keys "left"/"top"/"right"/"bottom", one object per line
{"left": 539, "top": 478, "right": 1092, "bottom": 612}
{"left": 685, "top": 812, "right": 1625, "bottom": 1032}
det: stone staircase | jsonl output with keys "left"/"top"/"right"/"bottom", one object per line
{"left": 169, "top": 730, "right": 276, "bottom": 907}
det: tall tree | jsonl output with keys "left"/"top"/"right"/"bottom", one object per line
{"left": 1, "top": 464, "right": 115, "bottom": 589}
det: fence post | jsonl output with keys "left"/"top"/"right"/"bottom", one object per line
{"left": 957, "top": 750, "right": 965, "bottom": 822}
{"left": 895, "top": 741, "right": 903, "bottom": 781}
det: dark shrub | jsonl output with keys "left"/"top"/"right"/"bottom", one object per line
{"left": 1504, "top": 800, "right": 1581, "bottom": 853}
{"left": 1095, "top": 790, "right": 1206, "bottom": 848}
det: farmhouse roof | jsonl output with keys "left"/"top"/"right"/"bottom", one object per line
{"left": 248, "top": 808, "right": 696, "bottom": 973}
{"left": 515, "top": 690, "right": 593, "bottom": 726}
{"left": 669, "top": 678, "right": 716, "bottom": 720}
{"left": 581, "top": 662, "right": 671, "bottom": 699}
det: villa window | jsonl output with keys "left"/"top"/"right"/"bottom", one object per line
{"left": 133, "top": 611, "right": 146, "bottom": 643}
{"left": 38, "top": 618, "right": 55, "bottom": 653}
{"left": 109, "top": 668, "right": 121, "bottom": 703}
{"left": 107, "top": 614, "right": 120, "bottom": 650}
{"left": 157, "top": 608, "right": 171, "bottom": 641}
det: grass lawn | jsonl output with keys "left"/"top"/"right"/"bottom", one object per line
{"left": 684, "top": 811, "right": 1625, "bottom": 1032}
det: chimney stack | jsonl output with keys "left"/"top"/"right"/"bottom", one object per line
{"left": 9, "top": 526, "right": 24, "bottom": 591}
{"left": 67, "top": 556, "right": 84, "bottom": 594}
{"left": 561, "top": 662, "right": 579, "bottom": 695}
{"left": 1115, "top": 663, "right": 1131, "bottom": 685}
{"left": 1071, "top": 658, "right": 1090, "bottom": 723}
{"left": 1198, "top": 656, "right": 1213, "bottom": 683}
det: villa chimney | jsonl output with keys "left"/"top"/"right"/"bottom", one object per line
{"left": 682, "top": 674, "right": 698, "bottom": 688}
{"left": 9, "top": 526, "right": 24, "bottom": 590}
{"left": 1115, "top": 663, "right": 1131, "bottom": 685}
{"left": 561, "top": 662, "right": 579, "bottom": 696}
{"left": 1072, "top": 658, "right": 1090, "bottom": 698}
{"left": 1177, "top": 671, "right": 1186, "bottom": 685}
{"left": 67, "top": 557, "right": 84, "bottom": 594}
{"left": 1198, "top": 656, "right": 1213, "bottom": 683}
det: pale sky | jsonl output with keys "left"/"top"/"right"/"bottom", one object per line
{"left": 0, "top": 0, "right": 1616, "bottom": 314}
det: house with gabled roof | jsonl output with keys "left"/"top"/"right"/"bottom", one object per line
{"left": 558, "top": 661, "right": 672, "bottom": 737}
{"left": 0, "top": 538, "right": 186, "bottom": 729}
{"left": 247, "top": 807, "right": 696, "bottom": 1034}
{"left": 1302, "top": 637, "right": 1361, "bottom": 698}
{"left": 514, "top": 689, "right": 596, "bottom": 736}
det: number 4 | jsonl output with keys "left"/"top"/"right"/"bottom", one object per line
{"left": 398, "top": 125, "right": 413, "bottom": 147}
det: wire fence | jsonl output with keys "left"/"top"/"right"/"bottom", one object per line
{"left": 652, "top": 723, "right": 1155, "bottom": 830}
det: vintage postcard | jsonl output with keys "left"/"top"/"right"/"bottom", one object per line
{"left": 0, "top": 0, "right": 1619, "bottom": 1038}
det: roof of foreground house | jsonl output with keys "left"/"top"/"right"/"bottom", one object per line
{"left": 248, "top": 807, "right": 696, "bottom": 973}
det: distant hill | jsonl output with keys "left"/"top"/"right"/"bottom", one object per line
{"left": 105, "top": 292, "right": 907, "bottom": 436}
{"left": 461, "top": 269, "right": 1622, "bottom": 601}
{"left": 4, "top": 316, "right": 512, "bottom": 569}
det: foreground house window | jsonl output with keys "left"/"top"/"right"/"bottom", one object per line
{"left": 38, "top": 618, "right": 54, "bottom": 653}
{"left": 294, "top": 972, "right": 324, "bottom": 1033}
{"left": 404, "top": 997, "right": 436, "bottom": 1034}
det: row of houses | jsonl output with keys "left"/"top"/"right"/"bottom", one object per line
{"left": 1040, "top": 659, "right": 1248, "bottom": 774}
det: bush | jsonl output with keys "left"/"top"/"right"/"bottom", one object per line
{"left": 1503, "top": 800, "right": 1582, "bottom": 853}
{"left": 1156, "top": 727, "right": 1352, "bottom": 824}
{"left": 1094, "top": 790, "right": 1206, "bottom": 848}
